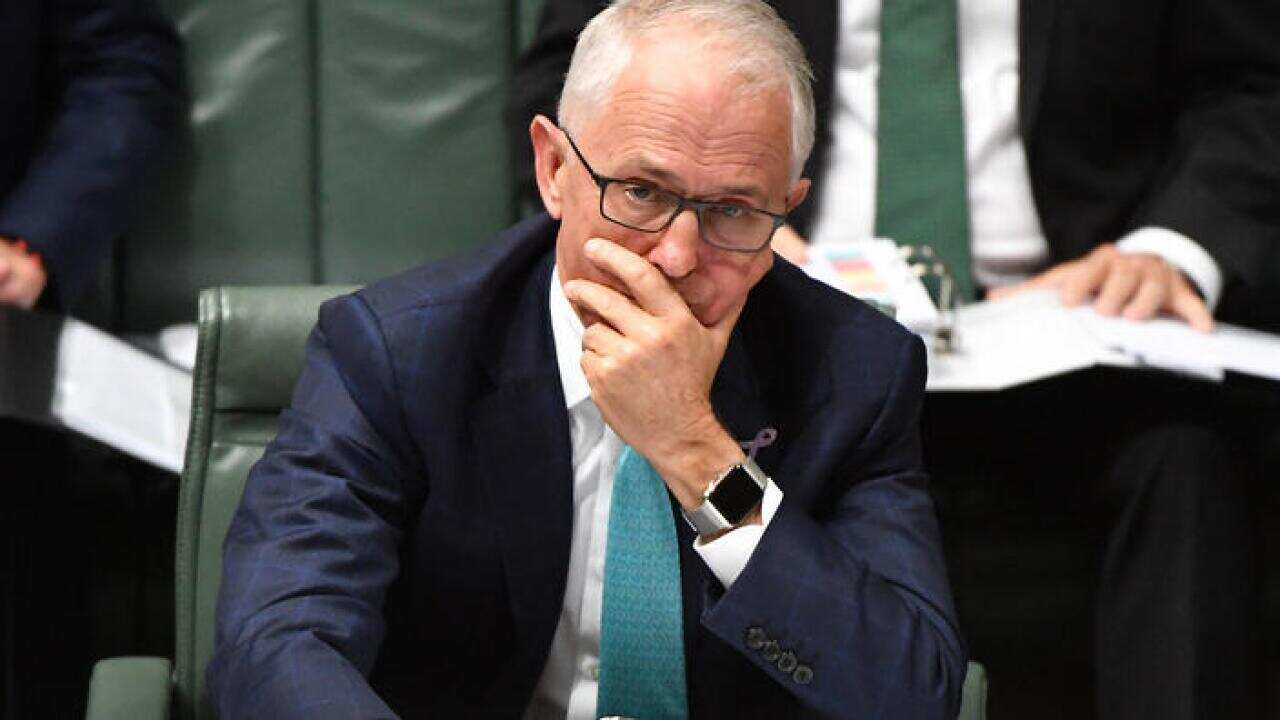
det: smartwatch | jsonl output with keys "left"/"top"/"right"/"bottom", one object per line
{"left": 681, "top": 457, "right": 769, "bottom": 535}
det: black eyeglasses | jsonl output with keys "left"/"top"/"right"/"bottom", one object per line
{"left": 561, "top": 129, "right": 787, "bottom": 253}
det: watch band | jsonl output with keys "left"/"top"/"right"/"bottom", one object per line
{"left": 681, "top": 457, "right": 769, "bottom": 535}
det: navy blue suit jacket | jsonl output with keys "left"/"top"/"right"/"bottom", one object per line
{"left": 0, "top": 0, "right": 183, "bottom": 309}
{"left": 210, "top": 214, "right": 966, "bottom": 718}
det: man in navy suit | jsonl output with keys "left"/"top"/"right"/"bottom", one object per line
{"left": 211, "top": 1, "right": 964, "bottom": 717}
{"left": 514, "top": 2, "right": 1276, "bottom": 717}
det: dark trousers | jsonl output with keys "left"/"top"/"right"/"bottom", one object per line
{"left": 1, "top": 420, "right": 83, "bottom": 719}
{"left": 1, "top": 421, "right": 176, "bottom": 719}
{"left": 924, "top": 369, "right": 1264, "bottom": 720}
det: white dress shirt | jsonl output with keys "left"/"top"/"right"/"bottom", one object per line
{"left": 523, "top": 267, "right": 784, "bottom": 720}
{"left": 809, "top": 0, "right": 1223, "bottom": 308}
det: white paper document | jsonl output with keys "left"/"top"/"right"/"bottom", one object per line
{"left": 926, "top": 290, "right": 1280, "bottom": 391}
{"left": 50, "top": 320, "right": 193, "bottom": 471}
{"left": 1, "top": 308, "right": 192, "bottom": 472}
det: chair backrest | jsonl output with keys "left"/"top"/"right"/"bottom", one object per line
{"left": 111, "top": 0, "right": 547, "bottom": 333}
{"left": 175, "top": 285, "right": 354, "bottom": 720}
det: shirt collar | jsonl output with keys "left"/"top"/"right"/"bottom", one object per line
{"left": 548, "top": 265, "right": 592, "bottom": 410}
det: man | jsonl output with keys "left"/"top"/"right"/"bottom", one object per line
{"left": 0, "top": 0, "right": 182, "bottom": 714}
{"left": 511, "top": 1, "right": 1277, "bottom": 718}
{"left": 210, "top": 1, "right": 965, "bottom": 717}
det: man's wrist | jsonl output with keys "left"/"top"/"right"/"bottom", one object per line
{"left": 650, "top": 411, "right": 746, "bottom": 511}
{"left": 1116, "top": 227, "right": 1222, "bottom": 311}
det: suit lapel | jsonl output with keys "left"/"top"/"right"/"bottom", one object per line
{"left": 470, "top": 253, "right": 575, "bottom": 701}
{"left": 1019, "top": 0, "right": 1058, "bottom": 137}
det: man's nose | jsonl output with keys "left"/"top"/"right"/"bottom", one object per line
{"left": 648, "top": 207, "right": 700, "bottom": 279}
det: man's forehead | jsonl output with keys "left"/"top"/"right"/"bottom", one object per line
{"left": 585, "top": 64, "right": 792, "bottom": 188}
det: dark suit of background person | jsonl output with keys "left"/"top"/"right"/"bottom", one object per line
{"left": 208, "top": 214, "right": 966, "bottom": 718}
{"left": 506, "top": 2, "right": 1280, "bottom": 719}
{"left": 0, "top": 0, "right": 183, "bottom": 715}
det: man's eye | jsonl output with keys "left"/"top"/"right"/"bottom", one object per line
{"left": 711, "top": 203, "right": 747, "bottom": 219}
{"left": 623, "top": 184, "right": 659, "bottom": 203}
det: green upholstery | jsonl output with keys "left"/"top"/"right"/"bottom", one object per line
{"left": 175, "top": 285, "right": 357, "bottom": 720}
{"left": 119, "top": 1, "right": 317, "bottom": 331}
{"left": 115, "top": 0, "right": 551, "bottom": 333}
{"left": 85, "top": 657, "right": 172, "bottom": 720}
{"left": 88, "top": 285, "right": 989, "bottom": 719}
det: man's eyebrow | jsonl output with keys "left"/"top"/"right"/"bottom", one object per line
{"left": 631, "top": 158, "right": 769, "bottom": 204}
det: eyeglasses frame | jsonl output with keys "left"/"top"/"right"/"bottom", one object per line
{"left": 560, "top": 128, "right": 787, "bottom": 254}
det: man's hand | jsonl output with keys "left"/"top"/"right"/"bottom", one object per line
{"left": 770, "top": 224, "right": 809, "bottom": 265}
{"left": 988, "top": 244, "right": 1214, "bottom": 332}
{"left": 563, "top": 238, "right": 748, "bottom": 512}
{"left": 0, "top": 238, "right": 48, "bottom": 309}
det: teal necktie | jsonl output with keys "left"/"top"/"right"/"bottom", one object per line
{"left": 875, "top": 0, "right": 974, "bottom": 301}
{"left": 598, "top": 445, "right": 688, "bottom": 720}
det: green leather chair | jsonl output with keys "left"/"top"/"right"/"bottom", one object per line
{"left": 111, "top": 0, "right": 546, "bottom": 334}
{"left": 85, "top": 285, "right": 989, "bottom": 720}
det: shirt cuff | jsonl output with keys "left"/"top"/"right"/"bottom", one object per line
{"left": 691, "top": 480, "right": 784, "bottom": 588}
{"left": 1116, "top": 227, "right": 1223, "bottom": 311}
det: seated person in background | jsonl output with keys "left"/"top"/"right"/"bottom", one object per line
{"left": 0, "top": 0, "right": 184, "bottom": 311}
{"left": 0, "top": 0, "right": 182, "bottom": 714}
{"left": 511, "top": 1, "right": 1278, "bottom": 718}
{"left": 210, "top": 1, "right": 965, "bottom": 717}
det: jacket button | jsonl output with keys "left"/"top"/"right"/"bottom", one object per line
{"left": 793, "top": 664, "right": 813, "bottom": 685}
{"left": 761, "top": 640, "right": 781, "bottom": 662}
{"left": 777, "top": 650, "right": 797, "bottom": 673}
{"left": 744, "top": 627, "right": 767, "bottom": 650}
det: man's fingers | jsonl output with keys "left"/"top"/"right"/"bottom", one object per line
{"left": 1168, "top": 282, "right": 1215, "bottom": 333}
{"left": 990, "top": 262, "right": 1073, "bottom": 302}
{"left": 583, "top": 238, "right": 683, "bottom": 316}
{"left": 985, "top": 282, "right": 1027, "bottom": 301}
{"left": 1060, "top": 254, "right": 1111, "bottom": 306}
{"left": 1121, "top": 275, "right": 1168, "bottom": 322}
{"left": 564, "top": 278, "right": 647, "bottom": 335}
{"left": 581, "top": 321, "right": 628, "bottom": 357}
{"left": 1093, "top": 263, "right": 1142, "bottom": 316}
{"left": 770, "top": 224, "right": 809, "bottom": 265}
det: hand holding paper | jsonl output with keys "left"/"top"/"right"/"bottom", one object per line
{"left": 988, "top": 244, "right": 1214, "bottom": 333}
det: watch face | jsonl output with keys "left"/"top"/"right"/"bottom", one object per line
{"left": 709, "top": 467, "right": 764, "bottom": 524}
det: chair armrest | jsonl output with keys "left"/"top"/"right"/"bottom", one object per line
{"left": 958, "top": 661, "right": 988, "bottom": 720}
{"left": 86, "top": 656, "right": 173, "bottom": 720}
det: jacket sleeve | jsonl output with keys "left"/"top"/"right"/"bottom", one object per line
{"left": 0, "top": 0, "right": 184, "bottom": 309}
{"left": 702, "top": 332, "right": 967, "bottom": 719}
{"left": 1130, "top": 0, "right": 1280, "bottom": 324}
{"left": 207, "top": 294, "right": 422, "bottom": 719}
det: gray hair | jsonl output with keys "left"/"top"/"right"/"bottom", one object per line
{"left": 557, "top": 0, "right": 816, "bottom": 181}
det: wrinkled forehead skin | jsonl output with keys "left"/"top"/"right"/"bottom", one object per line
{"left": 580, "top": 29, "right": 795, "bottom": 206}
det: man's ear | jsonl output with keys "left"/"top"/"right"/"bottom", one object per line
{"left": 530, "top": 115, "right": 568, "bottom": 219}
{"left": 786, "top": 177, "right": 812, "bottom": 213}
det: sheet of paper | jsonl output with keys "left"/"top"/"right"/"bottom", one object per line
{"left": 1076, "top": 308, "right": 1279, "bottom": 382}
{"left": 926, "top": 291, "right": 1131, "bottom": 391}
{"left": 0, "top": 307, "right": 191, "bottom": 472}
{"left": 1073, "top": 309, "right": 1224, "bottom": 381}
{"left": 50, "top": 319, "right": 192, "bottom": 472}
